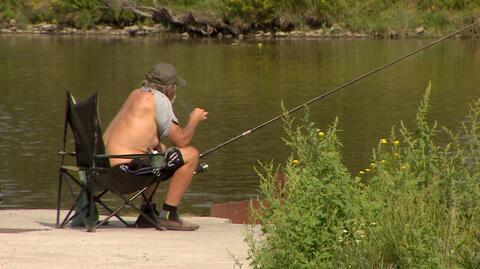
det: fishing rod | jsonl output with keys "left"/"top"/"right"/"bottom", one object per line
{"left": 199, "top": 20, "right": 480, "bottom": 159}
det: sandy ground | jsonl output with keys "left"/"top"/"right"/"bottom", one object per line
{"left": 0, "top": 209, "right": 249, "bottom": 269}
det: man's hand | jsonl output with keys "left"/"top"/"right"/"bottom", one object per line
{"left": 169, "top": 108, "right": 208, "bottom": 148}
{"left": 190, "top": 108, "right": 208, "bottom": 123}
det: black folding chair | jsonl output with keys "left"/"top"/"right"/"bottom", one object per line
{"left": 56, "top": 91, "right": 165, "bottom": 232}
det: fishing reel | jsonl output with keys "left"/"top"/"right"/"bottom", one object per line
{"left": 194, "top": 163, "right": 209, "bottom": 175}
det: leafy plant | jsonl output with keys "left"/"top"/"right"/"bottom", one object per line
{"left": 246, "top": 108, "right": 365, "bottom": 268}
{"left": 247, "top": 83, "right": 480, "bottom": 268}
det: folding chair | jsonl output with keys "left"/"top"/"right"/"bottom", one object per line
{"left": 56, "top": 91, "right": 166, "bottom": 232}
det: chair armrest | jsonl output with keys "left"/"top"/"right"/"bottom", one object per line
{"left": 95, "top": 152, "right": 164, "bottom": 160}
{"left": 58, "top": 151, "right": 76, "bottom": 156}
{"left": 60, "top": 165, "right": 80, "bottom": 172}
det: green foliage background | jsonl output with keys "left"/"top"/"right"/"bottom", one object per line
{"left": 0, "top": 0, "right": 479, "bottom": 33}
{"left": 247, "top": 83, "right": 480, "bottom": 268}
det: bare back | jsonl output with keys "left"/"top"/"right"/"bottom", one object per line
{"left": 103, "top": 89, "right": 159, "bottom": 166}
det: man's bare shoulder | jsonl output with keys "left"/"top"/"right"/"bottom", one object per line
{"left": 127, "top": 89, "right": 155, "bottom": 113}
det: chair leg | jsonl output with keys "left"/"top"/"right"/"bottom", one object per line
{"left": 130, "top": 202, "right": 164, "bottom": 230}
{"left": 56, "top": 170, "right": 64, "bottom": 228}
{"left": 58, "top": 170, "right": 97, "bottom": 229}
{"left": 92, "top": 183, "right": 162, "bottom": 231}
{"left": 129, "top": 183, "right": 163, "bottom": 230}
{"left": 91, "top": 202, "right": 129, "bottom": 232}
{"left": 61, "top": 179, "right": 90, "bottom": 229}
{"left": 120, "top": 185, "right": 163, "bottom": 230}
{"left": 90, "top": 191, "right": 129, "bottom": 225}
{"left": 95, "top": 199, "right": 130, "bottom": 227}
{"left": 87, "top": 172, "right": 95, "bottom": 231}
{"left": 60, "top": 187, "right": 85, "bottom": 228}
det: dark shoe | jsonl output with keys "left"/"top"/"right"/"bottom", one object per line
{"left": 135, "top": 203, "right": 160, "bottom": 228}
{"left": 158, "top": 210, "right": 199, "bottom": 231}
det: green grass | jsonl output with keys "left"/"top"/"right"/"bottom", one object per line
{"left": 1, "top": 0, "right": 479, "bottom": 34}
{"left": 246, "top": 82, "right": 480, "bottom": 268}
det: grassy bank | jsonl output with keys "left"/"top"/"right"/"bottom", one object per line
{"left": 0, "top": 0, "right": 479, "bottom": 36}
{"left": 246, "top": 83, "right": 480, "bottom": 268}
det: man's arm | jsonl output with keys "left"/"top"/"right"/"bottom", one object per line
{"left": 168, "top": 108, "right": 208, "bottom": 147}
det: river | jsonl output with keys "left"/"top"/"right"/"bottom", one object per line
{"left": 0, "top": 35, "right": 478, "bottom": 214}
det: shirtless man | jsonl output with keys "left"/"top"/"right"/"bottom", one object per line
{"left": 103, "top": 63, "right": 207, "bottom": 231}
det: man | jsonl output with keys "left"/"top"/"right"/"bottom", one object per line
{"left": 103, "top": 63, "right": 208, "bottom": 231}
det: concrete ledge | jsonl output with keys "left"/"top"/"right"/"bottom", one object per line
{"left": 0, "top": 209, "right": 249, "bottom": 268}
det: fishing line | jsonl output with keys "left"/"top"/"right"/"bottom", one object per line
{"left": 199, "top": 20, "right": 480, "bottom": 158}
{"left": 96, "top": 20, "right": 479, "bottom": 163}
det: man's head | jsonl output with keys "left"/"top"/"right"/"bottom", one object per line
{"left": 142, "top": 63, "right": 186, "bottom": 102}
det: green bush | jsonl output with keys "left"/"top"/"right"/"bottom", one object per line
{"left": 246, "top": 83, "right": 480, "bottom": 268}
{"left": 50, "top": 0, "right": 142, "bottom": 28}
{"left": 246, "top": 109, "right": 365, "bottom": 268}
{"left": 50, "top": 0, "right": 102, "bottom": 28}
{"left": 222, "top": 0, "right": 276, "bottom": 25}
{"left": 1, "top": 0, "right": 479, "bottom": 33}
{"left": 352, "top": 83, "right": 480, "bottom": 267}
{"left": 0, "top": 0, "right": 27, "bottom": 24}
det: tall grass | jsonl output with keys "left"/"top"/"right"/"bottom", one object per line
{"left": 246, "top": 83, "right": 480, "bottom": 268}
{"left": 221, "top": 0, "right": 480, "bottom": 32}
{"left": 1, "top": 0, "right": 479, "bottom": 33}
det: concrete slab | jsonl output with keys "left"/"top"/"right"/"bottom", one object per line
{"left": 0, "top": 210, "right": 250, "bottom": 268}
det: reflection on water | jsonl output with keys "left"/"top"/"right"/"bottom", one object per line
{"left": 0, "top": 35, "right": 478, "bottom": 214}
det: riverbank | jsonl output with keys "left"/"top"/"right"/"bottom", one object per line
{"left": 1, "top": 20, "right": 477, "bottom": 40}
{"left": 1, "top": 1, "right": 479, "bottom": 39}
{"left": 0, "top": 209, "right": 249, "bottom": 268}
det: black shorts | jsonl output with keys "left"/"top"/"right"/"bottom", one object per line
{"left": 114, "top": 148, "right": 184, "bottom": 181}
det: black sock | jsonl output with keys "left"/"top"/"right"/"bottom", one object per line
{"left": 162, "top": 203, "right": 179, "bottom": 221}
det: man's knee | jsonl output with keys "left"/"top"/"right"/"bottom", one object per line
{"left": 179, "top": 146, "right": 199, "bottom": 164}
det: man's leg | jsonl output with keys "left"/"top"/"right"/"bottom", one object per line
{"left": 164, "top": 146, "right": 199, "bottom": 206}
{"left": 136, "top": 146, "right": 198, "bottom": 229}
{"left": 159, "top": 146, "right": 200, "bottom": 231}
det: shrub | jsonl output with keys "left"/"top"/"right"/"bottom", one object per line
{"left": 352, "top": 83, "right": 480, "bottom": 267}
{"left": 246, "top": 109, "right": 365, "bottom": 268}
{"left": 50, "top": 0, "right": 142, "bottom": 28}
{"left": 246, "top": 83, "right": 480, "bottom": 268}
{"left": 50, "top": 0, "right": 103, "bottom": 28}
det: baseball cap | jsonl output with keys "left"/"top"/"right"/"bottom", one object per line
{"left": 145, "top": 63, "right": 186, "bottom": 87}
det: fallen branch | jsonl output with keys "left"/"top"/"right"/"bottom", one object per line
{"left": 124, "top": 3, "right": 238, "bottom": 37}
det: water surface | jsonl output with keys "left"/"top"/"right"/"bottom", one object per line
{"left": 0, "top": 35, "right": 478, "bottom": 214}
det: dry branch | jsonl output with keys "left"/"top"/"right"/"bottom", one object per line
{"left": 125, "top": 3, "right": 238, "bottom": 37}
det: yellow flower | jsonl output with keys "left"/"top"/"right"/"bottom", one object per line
{"left": 370, "top": 163, "right": 376, "bottom": 168}
{"left": 359, "top": 171, "right": 365, "bottom": 174}
{"left": 401, "top": 165, "right": 407, "bottom": 170}
{"left": 380, "top": 138, "right": 388, "bottom": 144}
{"left": 393, "top": 140, "right": 400, "bottom": 145}
{"left": 381, "top": 160, "right": 386, "bottom": 164}
{"left": 394, "top": 153, "right": 400, "bottom": 158}
{"left": 365, "top": 168, "right": 370, "bottom": 172}
{"left": 292, "top": 159, "right": 299, "bottom": 165}
{"left": 318, "top": 131, "right": 325, "bottom": 137}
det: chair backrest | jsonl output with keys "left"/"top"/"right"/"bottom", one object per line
{"left": 65, "top": 91, "right": 110, "bottom": 168}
